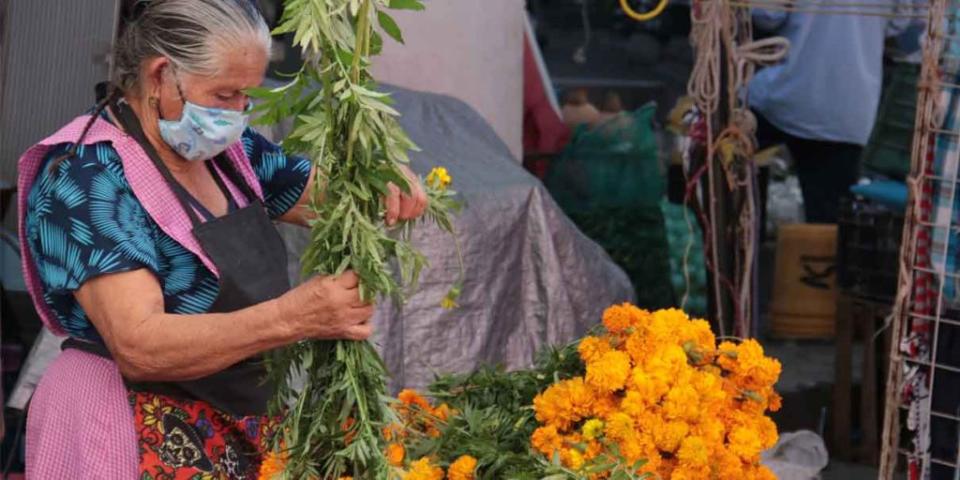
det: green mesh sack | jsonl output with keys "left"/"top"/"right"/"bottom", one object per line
{"left": 660, "top": 199, "right": 708, "bottom": 317}
{"left": 545, "top": 103, "right": 663, "bottom": 213}
{"left": 566, "top": 205, "right": 675, "bottom": 311}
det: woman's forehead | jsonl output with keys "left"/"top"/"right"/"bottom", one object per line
{"left": 188, "top": 45, "right": 268, "bottom": 89}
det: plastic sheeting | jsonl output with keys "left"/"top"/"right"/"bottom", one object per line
{"left": 269, "top": 86, "right": 635, "bottom": 393}
{"left": 9, "top": 85, "right": 633, "bottom": 405}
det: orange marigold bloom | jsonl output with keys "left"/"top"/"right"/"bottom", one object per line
{"left": 604, "top": 412, "right": 635, "bottom": 441}
{"left": 729, "top": 426, "right": 764, "bottom": 462}
{"left": 531, "top": 425, "right": 564, "bottom": 456}
{"left": 433, "top": 403, "right": 453, "bottom": 421}
{"left": 652, "top": 420, "right": 689, "bottom": 453}
{"left": 677, "top": 435, "right": 709, "bottom": 467}
{"left": 447, "top": 455, "right": 478, "bottom": 480}
{"left": 398, "top": 389, "right": 433, "bottom": 411}
{"left": 402, "top": 458, "right": 444, "bottom": 480}
{"left": 585, "top": 350, "right": 631, "bottom": 392}
{"left": 386, "top": 442, "right": 405, "bottom": 467}
{"left": 602, "top": 303, "right": 635, "bottom": 333}
{"left": 578, "top": 336, "right": 612, "bottom": 363}
{"left": 257, "top": 449, "right": 287, "bottom": 480}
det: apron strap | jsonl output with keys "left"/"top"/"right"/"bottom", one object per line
{"left": 206, "top": 161, "right": 239, "bottom": 213}
{"left": 110, "top": 98, "right": 205, "bottom": 228}
{"left": 211, "top": 153, "right": 259, "bottom": 206}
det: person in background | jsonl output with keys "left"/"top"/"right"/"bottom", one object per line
{"left": 561, "top": 87, "right": 601, "bottom": 129}
{"left": 749, "top": 4, "right": 922, "bottom": 223}
{"left": 596, "top": 91, "right": 624, "bottom": 125}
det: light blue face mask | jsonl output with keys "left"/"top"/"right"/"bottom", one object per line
{"left": 158, "top": 76, "right": 251, "bottom": 162}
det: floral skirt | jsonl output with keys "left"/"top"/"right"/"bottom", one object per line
{"left": 130, "top": 391, "right": 276, "bottom": 480}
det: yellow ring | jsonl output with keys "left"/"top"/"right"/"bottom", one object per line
{"left": 619, "top": 0, "right": 669, "bottom": 21}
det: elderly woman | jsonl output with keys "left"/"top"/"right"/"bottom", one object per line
{"left": 16, "top": 1, "right": 427, "bottom": 477}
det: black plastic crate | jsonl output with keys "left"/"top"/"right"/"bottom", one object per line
{"left": 837, "top": 197, "right": 905, "bottom": 301}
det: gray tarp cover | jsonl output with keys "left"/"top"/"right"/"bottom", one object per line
{"left": 9, "top": 86, "right": 633, "bottom": 407}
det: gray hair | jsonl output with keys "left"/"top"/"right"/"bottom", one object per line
{"left": 113, "top": 0, "right": 271, "bottom": 92}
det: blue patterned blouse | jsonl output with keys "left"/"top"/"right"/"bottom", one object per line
{"left": 24, "top": 126, "right": 311, "bottom": 341}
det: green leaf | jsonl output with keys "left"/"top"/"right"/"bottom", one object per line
{"left": 377, "top": 10, "right": 404, "bottom": 44}
{"left": 370, "top": 30, "right": 384, "bottom": 55}
{"left": 389, "top": 0, "right": 426, "bottom": 10}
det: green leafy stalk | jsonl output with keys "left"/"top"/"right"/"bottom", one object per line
{"left": 250, "top": 0, "right": 458, "bottom": 478}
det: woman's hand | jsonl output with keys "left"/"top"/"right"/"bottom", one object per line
{"left": 384, "top": 164, "right": 428, "bottom": 226}
{"left": 277, "top": 271, "right": 374, "bottom": 341}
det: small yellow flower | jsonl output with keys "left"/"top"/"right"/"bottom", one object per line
{"left": 441, "top": 296, "right": 458, "bottom": 309}
{"left": 562, "top": 448, "right": 585, "bottom": 470}
{"left": 581, "top": 418, "right": 605, "bottom": 440}
{"left": 427, "top": 167, "right": 452, "bottom": 190}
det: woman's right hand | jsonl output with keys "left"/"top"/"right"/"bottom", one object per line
{"left": 277, "top": 271, "right": 374, "bottom": 341}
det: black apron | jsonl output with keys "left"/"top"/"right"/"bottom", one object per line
{"left": 63, "top": 98, "right": 291, "bottom": 418}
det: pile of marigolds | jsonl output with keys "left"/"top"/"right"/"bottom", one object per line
{"left": 530, "top": 305, "right": 782, "bottom": 479}
{"left": 261, "top": 304, "right": 782, "bottom": 479}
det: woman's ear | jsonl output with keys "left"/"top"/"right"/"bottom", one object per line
{"left": 140, "top": 56, "right": 170, "bottom": 99}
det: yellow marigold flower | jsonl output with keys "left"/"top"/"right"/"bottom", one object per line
{"left": 735, "top": 340, "right": 781, "bottom": 384}
{"left": 624, "top": 330, "right": 649, "bottom": 363}
{"left": 577, "top": 336, "right": 611, "bottom": 363}
{"left": 752, "top": 466, "right": 779, "bottom": 480}
{"left": 584, "top": 439, "right": 603, "bottom": 460}
{"left": 620, "top": 390, "right": 648, "bottom": 419}
{"left": 672, "top": 465, "right": 710, "bottom": 480}
{"left": 533, "top": 378, "right": 594, "bottom": 430}
{"left": 681, "top": 319, "right": 716, "bottom": 361}
{"left": 257, "top": 449, "right": 287, "bottom": 480}
{"left": 403, "top": 458, "right": 444, "bottom": 480}
{"left": 585, "top": 350, "right": 631, "bottom": 392}
{"left": 602, "top": 303, "right": 636, "bottom": 333}
{"left": 677, "top": 435, "right": 709, "bottom": 467}
{"left": 663, "top": 384, "right": 700, "bottom": 422}
{"left": 426, "top": 167, "right": 452, "bottom": 190}
{"left": 624, "top": 434, "right": 651, "bottom": 463}
{"left": 447, "top": 455, "right": 478, "bottom": 480}
{"left": 717, "top": 450, "right": 746, "bottom": 479}
{"left": 432, "top": 403, "right": 453, "bottom": 421}
{"left": 561, "top": 448, "right": 585, "bottom": 470}
{"left": 768, "top": 391, "right": 783, "bottom": 412}
{"left": 581, "top": 418, "right": 605, "bottom": 440}
{"left": 652, "top": 420, "right": 689, "bottom": 453}
{"left": 729, "top": 426, "right": 764, "bottom": 461}
{"left": 531, "top": 425, "right": 563, "bottom": 455}
{"left": 604, "top": 412, "right": 635, "bottom": 441}
{"left": 386, "top": 442, "right": 405, "bottom": 467}
{"left": 590, "top": 391, "right": 619, "bottom": 419}
{"left": 755, "top": 415, "right": 779, "bottom": 449}
{"left": 630, "top": 367, "right": 670, "bottom": 402}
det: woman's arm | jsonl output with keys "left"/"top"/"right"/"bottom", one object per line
{"left": 74, "top": 268, "right": 372, "bottom": 381}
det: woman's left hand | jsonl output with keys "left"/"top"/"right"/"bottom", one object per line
{"left": 385, "top": 164, "right": 428, "bottom": 226}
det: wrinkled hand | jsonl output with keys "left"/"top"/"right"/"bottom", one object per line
{"left": 278, "top": 270, "right": 374, "bottom": 341}
{"left": 385, "top": 165, "right": 428, "bottom": 226}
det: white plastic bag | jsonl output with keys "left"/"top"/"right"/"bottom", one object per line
{"left": 762, "top": 430, "right": 830, "bottom": 480}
